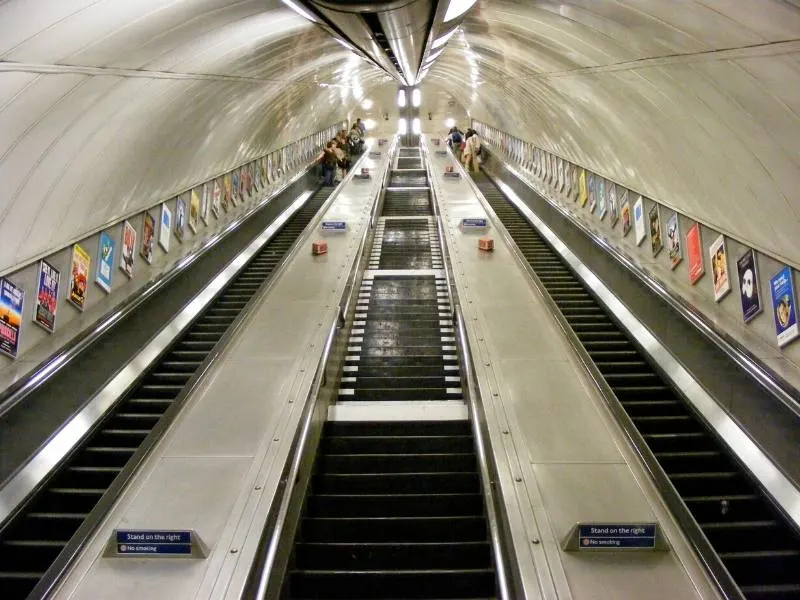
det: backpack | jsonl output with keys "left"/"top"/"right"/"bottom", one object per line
{"left": 451, "top": 131, "right": 463, "bottom": 145}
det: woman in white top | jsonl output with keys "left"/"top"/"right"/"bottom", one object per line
{"left": 463, "top": 131, "right": 482, "bottom": 173}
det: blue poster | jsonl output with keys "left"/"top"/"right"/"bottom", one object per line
{"left": 770, "top": 266, "right": 798, "bottom": 347}
{"left": 95, "top": 231, "right": 116, "bottom": 293}
{"left": 0, "top": 278, "right": 24, "bottom": 359}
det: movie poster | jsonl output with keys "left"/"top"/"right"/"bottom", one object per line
{"left": 564, "top": 162, "right": 573, "bottom": 197}
{"left": 621, "top": 192, "right": 632, "bottom": 236}
{"left": 141, "top": 212, "right": 155, "bottom": 264}
{"left": 254, "top": 160, "right": 262, "bottom": 191}
{"left": 633, "top": 196, "right": 646, "bottom": 245}
{"left": 34, "top": 260, "right": 59, "bottom": 333}
{"left": 68, "top": 243, "right": 90, "bottom": 310}
{"left": 608, "top": 183, "right": 619, "bottom": 226}
{"left": 737, "top": 249, "right": 762, "bottom": 323}
{"left": 588, "top": 173, "right": 596, "bottom": 212}
{"left": 709, "top": 234, "right": 731, "bottom": 302}
{"left": 174, "top": 196, "right": 186, "bottom": 242}
{"left": 244, "top": 163, "right": 253, "bottom": 197}
{"left": 189, "top": 189, "right": 200, "bottom": 233}
{"left": 597, "top": 177, "right": 607, "bottom": 219}
{"left": 686, "top": 223, "right": 704, "bottom": 284}
{"left": 212, "top": 179, "right": 222, "bottom": 218}
{"left": 666, "top": 212, "right": 681, "bottom": 269}
{"left": 159, "top": 203, "right": 172, "bottom": 252}
{"left": 649, "top": 204, "right": 663, "bottom": 256}
{"left": 120, "top": 220, "right": 136, "bottom": 278}
{"left": 200, "top": 183, "right": 210, "bottom": 225}
{"left": 95, "top": 231, "right": 115, "bottom": 293}
{"left": 0, "top": 278, "right": 24, "bottom": 358}
{"left": 222, "top": 174, "right": 232, "bottom": 212}
{"left": 579, "top": 169, "right": 588, "bottom": 206}
{"left": 770, "top": 266, "right": 798, "bottom": 347}
{"left": 231, "top": 169, "right": 240, "bottom": 206}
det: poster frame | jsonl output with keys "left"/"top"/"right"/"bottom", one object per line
{"left": 737, "top": 248, "right": 762, "bottom": 323}
{"left": 633, "top": 196, "right": 646, "bottom": 246}
{"left": 95, "top": 230, "right": 115, "bottom": 293}
{"left": 770, "top": 266, "right": 799, "bottom": 347}
{"left": 120, "top": 219, "right": 136, "bottom": 278}
{"left": 649, "top": 203, "right": 663, "bottom": 257}
{"left": 68, "top": 243, "right": 90, "bottom": 311}
{"left": 34, "top": 260, "right": 60, "bottom": 333}
{"left": 141, "top": 212, "right": 155, "bottom": 264}
{"left": 0, "top": 277, "right": 24, "bottom": 359}
{"left": 159, "top": 203, "right": 172, "bottom": 253}
{"left": 666, "top": 212, "right": 681, "bottom": 269}
{"left": 709, "top": 234, "right": 731, "bottom": 302}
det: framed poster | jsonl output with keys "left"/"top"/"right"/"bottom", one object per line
{"left": 174, "top": 196, "right": 186, "bottom": 242}
{"left": 34, "top": 260, "right": 60, "bottom": 333}
{"left": 770, "top": 266, "right": 798, "bottom": 346}
{"left": 223, "top": 173, "right": 232, "bottom": 211}
{"left": 68, "top": 243, "right": 90, "bottom": 310}
{"left": 159, "top": 203, "right": 172, "bottom": 252}
{"left": 597, "top": 178, "right": 607, "bottom": 219}
{"left": 737, "top": 249, "right": 762, "bottom": 323}
{"left": 564, "top": 163, "right": 573, "bottom": 197}
{"left": 95, "top": 230, "right": 115, "bottom": 293}
{"left": 0, "top": 278, "right": 24, "bottom": 359}
{"left": 633, "top": 196, "right": 646, "bottom": 245}
{"left": 120, "top": 220, "right": 136, "bottom": 278}
{"left": 686, "top": 223, "right": 704, "bottom": 284}
{"left": 709, "top": 234, "right": 731, "bottom": 301}
{"left": 579, "top": 169, "right": 588, "bottom": 206}
{"left": 231, "top": 169, "right": 241, "bottom": 205}
{"left": 200, "top": 184, "right": 210, "bottom": 225}
{"left": 141, "top": 212, "right": 155, "bottom": 264}
{"left": 666, "top": 212, "right": 681, "bottom": 269}
{"left": 587, "top": 174, "right": 596, "bottom": 212}
{"left": 254, "top": 159, "right": 262, "bottom": 191}
{"left": 608, "top": 183, "right": 619, "bottom": 226}
{"left": 649, "top": 204, "right": 663, "bottom": 256}
{"left": 189, "top": 189, "right": 200, "bottom": 233}
{"left": 212, "top": 179, "right": 222, "bottom": 218}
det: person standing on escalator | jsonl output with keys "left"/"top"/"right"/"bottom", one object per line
{"left": 463, "top": 129, "right": 482, "bottom": 173}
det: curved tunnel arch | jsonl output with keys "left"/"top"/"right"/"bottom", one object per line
{"left": 0, "top": 0, "right": 798, "bottom": 276}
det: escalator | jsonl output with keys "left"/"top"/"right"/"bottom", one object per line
{"left": 280, "top": 147, "right": 499, "bottom": 599}
{"left": 472, "top": 171, "right": 800, "bottom": 600}
{"left": 0, "top": 186, "right": 335, "bottom": 600}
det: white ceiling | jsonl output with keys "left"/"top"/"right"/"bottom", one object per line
{"left": 1, "top": 0, "right": 799, "bottom": 274}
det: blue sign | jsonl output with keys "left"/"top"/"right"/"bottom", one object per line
{"left": 578, "top": 524, "right": 656, "bottom": 550}
{"left": 95, "top": 231, "right": 116, "bottom": 293}
{"left": 321, "top": 221, "right": 347, "bottom": 231}
{"left": 443, "top": 171, "right": 461, "bottom": 179}
{"left": 461, "top": 218, "right": 488, "bottom": 228}
{"left": 770, "top": 266, "right": 799, "bottom": 347}
{"left": 116, "top": 530, "right": 192, "bottom": 555}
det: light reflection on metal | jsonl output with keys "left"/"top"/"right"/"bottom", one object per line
{"left": 444, "top": 0, "right": 478, "bottom": 22}
{"left": 281, "top": 0, "right": 318, "bottom": 22}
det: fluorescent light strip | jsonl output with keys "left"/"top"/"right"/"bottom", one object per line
{"left": 444, "top": 0, "right": 478, "bottom": 22}
{"left": 281, "top": 0, "right": 317, "bottom": 23}
{"left": 432, "top": 28, "right": 457, "bottom": 49}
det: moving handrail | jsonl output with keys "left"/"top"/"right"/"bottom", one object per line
{"left": 0, "top": 162, "right": 318, "bottom": 420}
{"left": 486, "top": 149, "right": 800, "bottom": 420}
{"left": 241, "top": 137, "right": 399, "bottom": 600}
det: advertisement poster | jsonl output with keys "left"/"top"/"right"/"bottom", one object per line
{"left": 141, "top": 212, "right": 155, "bottom": 264}
{"left": 709, "top": 234, "right": 731, "bottom": 301}
{"left": 770, "top": 266, "right": 799, "bottom": 346}
{"left": 0, "top": 278, "right": 24, "bottom": 359}
{"left": 174, "top": 196, "right": 186, "bottom": 242}
{"left": 212, "top": 179, "right": 222, "bottom": 218}
{"left": 159, "top": 203, "right": 172, "bottom": 252}
{"left": 200, "top": 183, "right": 210, "bottom": 225}
{"left": 244, "top": 163, "right": 253, "bottom": 196}
{"left": 34, "top": 260, "right": 59, "bottom": 333}
{"left": 633, "top": 196, "right": 646, "bottom": 245}
{"left": 686, "top": 223, "right": 704, "bottom": 284}
{"left": 608, "top": 183, "right": 619, "bottom": 226}
{"left": 666, "top": 212, "right": 681, "bottom": 269}
{"left": 649, "top": 204, "right": 663, "bottom": 256}
{"left": 597, "top": 177, "right": 607, "bottom": 219}
{"left": 231, "top": 169, "right": 241, "bottom": 205}
{"left": 222, "top": 174, "right": 232, "bottom": 212}
{"left": 254, "top": 159, "right": 262, "bottom": 191}
{"left": 95, "top": 231, "right": 115, "bottom": 293}
{"left": 572, "top": 164, "right": 580, "bottom": 202}
{"left": 189, "top": 189, "right": 200, "bottom": 233}
{"left": 579, "top": 169, "right": 588, "bottom": 206}
{"left": 621, "top": 196, "right": 632, "bottom": 236}
{"left": 266, "top": 156, "right": 273, "bottom": 185}
{"left": 120, "top": 220, "right": 136, "bottom": 278}
{"left": 564, "top": 163, "right": 573, "bottom": 197}
{"left": 68, "top": 243, "right": 90, "bottom": 310}
{"left": 588, "top": 173, "right": 596, "bottom": 212}
{"left": 737, "top": 249, "right": 762, "bottom": 323}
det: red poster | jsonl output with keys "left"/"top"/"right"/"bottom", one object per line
{"left": 686, "top": 223, "right": 704, "bottom": 284}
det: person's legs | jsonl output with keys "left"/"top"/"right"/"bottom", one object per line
{"left": 323, "top": 165, "right": 334, "bottom": 185}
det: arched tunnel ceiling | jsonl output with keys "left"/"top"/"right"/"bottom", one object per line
{"left": 427, "top": 0, "right": 800, "bottom": 270}
{"left": 1, "top": 0, "right": 799, "bottom": 275}
{"left": 0, "top": 0, "right": 390, "bottom": 275}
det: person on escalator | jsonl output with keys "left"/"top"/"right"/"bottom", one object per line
{"left": 463, "top": 130, "right": 482, "bottom": 173}
{"left": 322, "top": 141, "right": 338, "bottom": 186}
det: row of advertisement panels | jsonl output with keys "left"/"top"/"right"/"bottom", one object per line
{"left": 0, "top": 124, "right": 342, "bottom": 360}
{"left": 474, "top": 122, "right": 799, "bottom": 349}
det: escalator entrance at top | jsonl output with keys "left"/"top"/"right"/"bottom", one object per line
{"left": 280, "top": 147, "right": 501, "bottom": 599}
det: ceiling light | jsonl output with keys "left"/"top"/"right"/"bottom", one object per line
{"left": 444, "top": 0, "right": 478, "bottom": 22}
{"left": 281, "top": 0, "right": 317, "bottom": 23}
{"left": 412, "top": 118, "right": 421, "bottom": 134}
{"left": 398, "top": 118, "right": 408, "bottom": 135}
{"left": 364, "top": 119, "right": 376, "bottom": 130}
{"left": 424, "top": 49, "right": 444, "bottom": 65}
{"left": 397, "top": 89, "right": 406, "bottom": 107}
{"left": 445, "top": 118, "right": 455, "bottom": 128}
{"left": 411, "top": 89, "right": 421, "bottom": 107}
{"left": 432, "top": 28, "right": 457, "bottom": 49}
{"left": 361, "top": 99, "right": 373, "bottom": 110}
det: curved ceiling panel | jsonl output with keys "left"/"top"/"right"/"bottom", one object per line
{"left": 0, "top": 0, "right": 390, "bottom": 275}
{"left": 428, "top": 0, "right": 800, "bottom": 268}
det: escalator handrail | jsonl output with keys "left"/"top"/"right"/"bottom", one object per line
{"left": 241, "top": 137, "right": 399, "bottom": 600}
{"left": 484, "top": 147, "right": 800, "bottom": 421}
{"left": 459, "top": 163, "right": 763, "bottom": 600}
{"left": 0, "top": 162, "right": 319, "bottom": 420}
